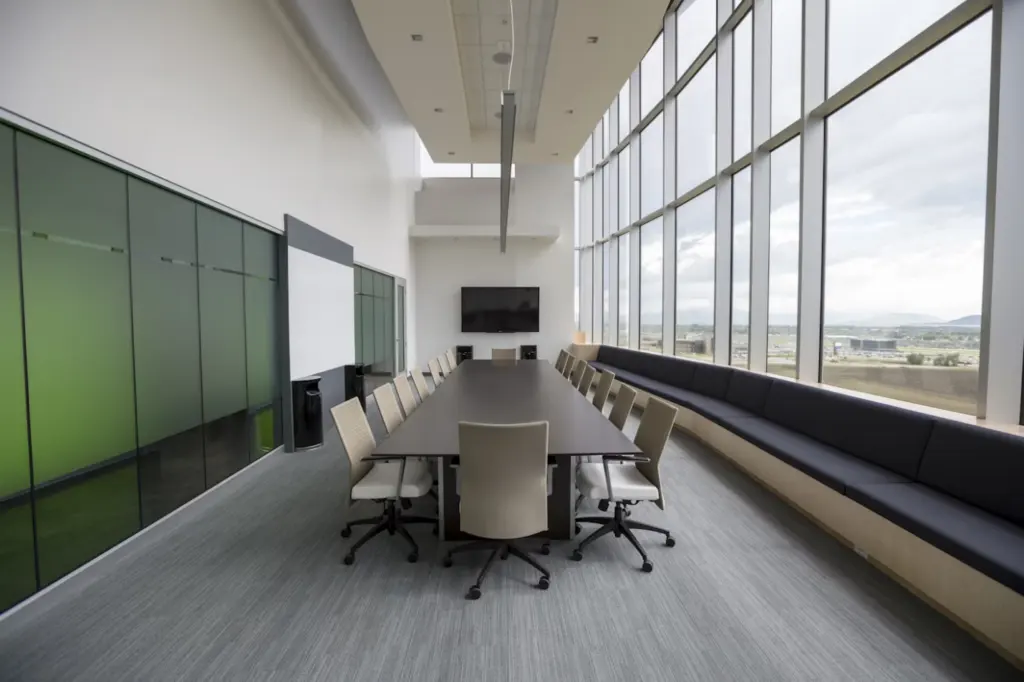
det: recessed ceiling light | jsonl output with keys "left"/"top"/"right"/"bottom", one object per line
{"left": 493, "top": 51, "right": 512, "bottom": 65}
{"left": 448, "top": 151, "right": 455, "bottom": 156}
{"left": 565, "top": 109, "right": 574, "bottom": 114}
{"left": 494, "top": 112, "right": 502, "bottom": 119}
{"left": 552, "top": 152, "right": 559, "bottom": 156}
{"left": 586, "top": 36, "right": 599, "bottom": 44}
{"left": 411, "top": 34, "right": 423, "bottom": 41}
{"left": 434, "top": 107, "right": 444, "bottom": 113}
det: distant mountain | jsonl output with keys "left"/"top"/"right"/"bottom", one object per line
{"left": 852, "top": 313, "right": 943, "bottom": 327}
{"left": 941, "top": 314, "right": 982, "bottom": 327}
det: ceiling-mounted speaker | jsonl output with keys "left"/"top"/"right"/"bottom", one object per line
{"left": 499, "top": 90, "right": 516, "bottom": 253}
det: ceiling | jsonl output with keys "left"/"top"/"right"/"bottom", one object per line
{"left": 351, "top": 0, "right": 668, "bottom": 163}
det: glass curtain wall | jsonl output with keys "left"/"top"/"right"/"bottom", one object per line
{"left": 573, "top": 0, "right": 994, "bottom": 417}
{"left": 0, "top": 125, "right": 282, "bottom": 612}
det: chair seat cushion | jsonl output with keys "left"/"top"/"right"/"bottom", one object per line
{"left": 577, "top": 462, "right": 660, "bottom": 501}
{"left": 728, "top": 417, "right": 909, "bottom": 493}
{"left": 352, "top": 460, "right": 432, "bottom": 499}
{"left": 847, "top": 482, "right": 1024, "bottom": 595}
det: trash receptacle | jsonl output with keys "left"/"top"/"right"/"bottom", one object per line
{"left": 344, "top": 363, "right": 366, "bottom": 410}
{"left": 292, "top": 376, "right": 323, "bottom": 450}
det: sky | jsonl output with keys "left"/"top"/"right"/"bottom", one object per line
{"left": 622, "top": 0, "right": 991, "bottom": 328}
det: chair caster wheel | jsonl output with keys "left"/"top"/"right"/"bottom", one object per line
{"left": 500, "top": 548, "right": 509, "bottom": 560}
{"left": 570, "top": 549, "right": 583, "bottom": 562}
{"left": 642, "top": 560, "right": 653, "bottom": 573}
{"left": 665, "top": 536, "right": 676, "bottom": 548}
{"left": 443, "top": 555, "right": 453, "bottom": 568}
{"left": 400, "top": 499, "right": 412, "bottom": 510}
{"left": 407, "top": 552, "right": 418, "bottom": 564}
{"left": 598, "top": 500, "right": 610, "bottom": 512}
{"left": 343, "top": 553, "right": 355, "bottom": 566}
{"left": 466, "top": 586, "right": 482, "bottom": 600}
{"left": 340, "top": 527, "right": 352, "bottom": 538}
{"left": 537, "top": 576, "right": 550, "bottom": 590}
{"left": 574, "top": 524, "right": 582, "bottom": 535}
{"left": 540, "top": 543, "right": 550, "bottom": 556}
{"left": 432, "top": 524, "right": 439, "bottom": 536}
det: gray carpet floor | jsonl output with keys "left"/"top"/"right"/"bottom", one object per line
{"left": 0, "top": 411, "right": 1020, "bottom": 682}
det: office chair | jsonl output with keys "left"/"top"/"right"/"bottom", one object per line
{"left": 393, "top": 374, "right": 418, "bottom": 416}
{"left": 443, "top": 421, "right": 552, "bottom": 599}
{"left": 554, "top": 349, "right": 569, "bottom": 374}
{"left": 562, "top": 354, "right": 576, "bottom": 379}
{"left": 428, "top": 358, "right": 444, "bottom": 387}
{"left": 372, "top": 383, "right": 404, "bottom": 434}
{"left": 438, "top": 353, "right": 451, "bottom": 377}
{"left": 592, "top": 370, "right": 615, "bottom": 412}
{"left": 446, "top": 348, "right": 458, "bottom": 370}
{"left": 608, "top": 383, "right": 637, "bottom": 431}
{"left": 332, "top": 399, "right": 436, "bottom": 564}
{"left": 572, "top": 396, "right": 678, "bottom": 572}
{"left": 411, "top": 368, "right": 432, "bottom": 401}
{"left": 491, "top": 348, "right": 517, "bottom": 360}
{"left": 576, "top": 364, "right": 596, "bottom": 396}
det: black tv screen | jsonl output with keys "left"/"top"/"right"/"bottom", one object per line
{"left": 461, "top": 287, "right": 540, "bottom": 333}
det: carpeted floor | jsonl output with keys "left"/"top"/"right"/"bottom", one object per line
{"left": 0, "top": 410, "right": 1020, "bottom": 682}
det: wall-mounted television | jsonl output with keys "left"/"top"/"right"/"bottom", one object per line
{"left": 461, "top": 287, "right": 540, "bottom": 333}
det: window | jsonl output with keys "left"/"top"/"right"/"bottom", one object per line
{"left": 640, "top": 218, "right": 663, "bottom": 353}
{"left": 640, "top": 114, "right": 664, "bottom": 217}
{"left": 593, "top": 244, "right": 603, "bottom": 341}
{"left": 417, "top": 141, "right": 514, "bottom": 178}
{"left": 604, "top": 160, "right": 613, "bottom": 238}
{"left": 574, "top": 251, "right": 580, "bottom": 329}
{"left": 674, "top": 190, "right": 716, "bottom": 360}
{"left": 603, "top": 110, "right": 612, "bottom": 160}
{"left": 593, "top": 123, "right": 604, "bottom": 163}
{"left": 676, "top": 56, "right": 717, "bottom": 197}
{"left": 603, "top": 244, "right": 612, "bottom": 344}
{"left": 731, "top": 168, "right": 751, "bottom": 367}
{"left": 573, "top": 181, "right": 580, "bottom": 247}
{"left": 829, "top": 0, "right": 963, "bottom": 95}
{"left": 619, "top": 233, "right": 630, "bottom": 347}
{"left": 580, "top": 176, "right": 593, "bottom": 245}
{"left": 677, "top": 0, "right": 717, "bottom": 76}
{"left": 733, "top": 15, "right": 752, "bottom": 160}
{"left": 768, "top": 139, "right": 800, "bottom": 378}
{"left": 618, "top": 80, "right": 631, "bottom": 142}
{"left": 640, "top": 34, "right": 665, "bottom": 118}
{"left": 772, "top": 0, "right": 802, "bottom": 134}
{"left": 593, "top": 167, "right": 604, "bottom": 241}
{"left": 619, "top": 147, "right": 631, "bottom": 229}
{"left": 580, "top": 248, "right": 593, "bottom": 336}
{"left": 823, "top": 16, "right": 990, "bottom": 414}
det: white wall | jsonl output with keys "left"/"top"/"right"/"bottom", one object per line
{"left": 412, "top": 164, "right": 575, "bottom": 364}
{"left": 0, "top": 0, "right": 418, "bottom": 364}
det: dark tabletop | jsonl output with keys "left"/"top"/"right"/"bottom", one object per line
{"left": 372, "top": 360, "right": 641, "bottom": 458}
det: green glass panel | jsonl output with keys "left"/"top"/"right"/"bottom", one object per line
{"left": 374, "top": 272, "right": 385, "bottom": 297}
{"left": 353, "top": 266, "right": 362, "bottom": 294}
{"left": 361, "top": 295, "right": 374, "bottom": 366}
{"left": 245, "top": 277, "right": 276, "bottom": 408}
{"left": 199, "top": 269, "right": 247, "bottom": 422}
{"left": 374, "top": 296, "right": 385, "bottom": 368}
{"left": 354, "top": 296, "right": 363, "bottom": 365}
{"left": 384, "top": 294, "right": 394, "bottom": 371}
{"left": 0, "top": 125, "right": 36, "bottom": 611}
{"left": 252, "top": 408, "right": 276, "bottom": 459}
{"left": 128, "top": 180, "right": 202, "bottom": 446}
{"left": 197, "top": 207, "right": 242, "bottom": 271}
{"left": 35, "top": 464, "right": 139, "bottom": 587}
{"left": 243, "top": 224, "right": 276, "bottom": 280}
{"left": 361, "top": 269, "right": 374, "bottom": 295}
{"left": 16, "top": 135, "right": 127, "bottom": 248}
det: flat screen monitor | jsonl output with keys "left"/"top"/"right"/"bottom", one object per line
{"left": 461, "top": 287, "right": 540, "bottom": 333}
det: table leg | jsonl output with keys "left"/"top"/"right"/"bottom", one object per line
{"left": 547, "top": 457, "right": 574, "bottom": 539}
{"left": 441, "top": 456, "right": 460, "bottom": 540}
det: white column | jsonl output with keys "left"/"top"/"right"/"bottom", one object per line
{"left": 795, "top": 0, "right": 826, "bottom": 383}
{"left": 979, "top": 0, "right": 1024, "bottom": 423}
{"left": 713, "top": 0, "right": 734, "bottom": 365}
{"left": 663, "top": 12, "right": 678, "bottom": 356}
{"left": 748, "top": 0, "right": 772, "bottom": 372}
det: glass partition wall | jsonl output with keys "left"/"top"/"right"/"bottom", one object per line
{"left": 575, "top": 0, "right": 998, "bottom": 419}
{"left": 0, "top": 124, "right": 282, "bottom": 612}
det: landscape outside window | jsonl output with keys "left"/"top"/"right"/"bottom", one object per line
{"left": 574, "top": 2, "right": 992, "bottom": 416}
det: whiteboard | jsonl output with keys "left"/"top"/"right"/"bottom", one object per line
{"left": 288, "top": 247, "right": 355, "bottom": 379}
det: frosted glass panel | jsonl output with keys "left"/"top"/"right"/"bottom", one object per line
{"left": 245, "top": 277, "right": 276, "bottom": 408}
{"left": 199, "top": 269, "right": 247, "bottom": 422}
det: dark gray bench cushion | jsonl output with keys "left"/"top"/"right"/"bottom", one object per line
{"left": 917, "top": 421, "right": 1024, "bottom": 527}
{"left": 763, "top": 380, "right": 934, "bottom": 479}
{"left": 596, "top": 346, "right": 696, "bottom": 390}
{"left": 725, "top": 370, "right": 775, "bottom": 416}
{"left": 847, "top": 482, "right": 1024, "bottom": 595}
{"left": 729, "top": 417, "right": 908, "bottom": 493}
{"left": 691, "top": 363, "right": 734, "bottom": 400}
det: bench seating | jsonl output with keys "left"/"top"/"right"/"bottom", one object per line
{"left": 584, "top": 344, "right": 1024, "bottom": 663}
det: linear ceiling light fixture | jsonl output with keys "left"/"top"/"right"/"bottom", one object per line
{"left": 498, "top": 0, "right": 517, "bottom": 253}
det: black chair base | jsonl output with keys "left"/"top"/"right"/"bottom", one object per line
{"left": 443, "top": 539, "right": 551, "bottom": 599}
{"left": 571, "top": 501, "right": 675, "bottom": 572}
{"left": 342, "top": 499, "right": 437, "bottom": 565}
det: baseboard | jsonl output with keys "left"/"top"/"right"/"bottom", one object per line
{"left": 0, "top": 445, "right": 284, "bottom": 624}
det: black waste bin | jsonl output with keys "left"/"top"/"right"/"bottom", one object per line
{"left": 344, "top": 363, "right": 367, "bottom": 410}
{"left": 456, "top": 345, "right": 474, "bottom": 365}
{"left": 292, "top": 376, "right": 323, "bottom": 450}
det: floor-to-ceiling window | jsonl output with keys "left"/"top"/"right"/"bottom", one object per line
{"left": 573, "top": 1, "right": 1000, "bottom": 418}
{"left": 0, "top": 124, "right": 282, "bottom": 611}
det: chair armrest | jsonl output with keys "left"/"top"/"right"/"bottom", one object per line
{"left": 369, "top": 456, "right": 408, "bottom": 502}
{"left": 600, "top": 454, "right": 649, "bottom": 503}
{"left": 603, "top": 454, "right": 650, "bottom": 463}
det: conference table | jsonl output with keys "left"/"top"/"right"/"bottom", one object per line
{"left": 372, "top": 359, "right": 641, "bottom": 540}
